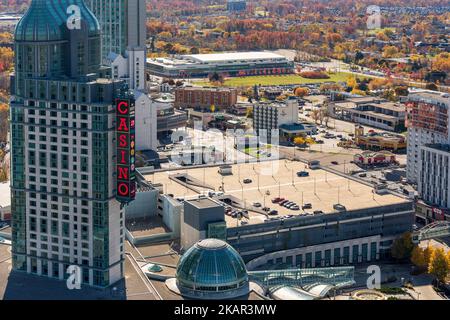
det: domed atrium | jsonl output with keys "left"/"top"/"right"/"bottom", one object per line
{"left": 165, "top": 238, "right": 355, "bottom": 300}
{"left": 168, "top": 239, "right": 250, "bottom": 299}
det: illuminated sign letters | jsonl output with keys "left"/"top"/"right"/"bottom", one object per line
{"left": 116, "top": 98, "right": 136, "bottom": 203}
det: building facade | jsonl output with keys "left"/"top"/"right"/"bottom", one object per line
{"left": 405, "top": 92, "right": 450, "bottom": 183}
{"left": 174, "top": 87, "right": 238, "bottom": 110}
{"left": 227, "top": 202, "right": 414, "bottom": 263}
{"left": 86, "top": 0, "right": 146, "bottom": 59}
{"left": 329, "top": 97, "right": 406, "bottom": 132}
{"left": 134, "top": 91, "right": 157, "bottom": 151}
{"left": 181, "top": 198, "right": 226, "bottom": 249}
{"left": 10, "top": 0, "right": 125, "bottom": 287}
{"left": 253, "top": 97, "right": 299, "bottom": 142}
{"left": 87, "top": 0, "right": 146, "bottom": 91}
{"left": 418, "top": 144, "right": 450, "bottom": 210}
{"left": 146, "top": 51, "right": 295, "bottom": 79}
{"left": 354, "top": 126, "right": 407, "bottom": 151}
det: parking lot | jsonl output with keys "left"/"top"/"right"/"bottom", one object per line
{"left": 145, "top": 159, "right": 410, "bottom": 227}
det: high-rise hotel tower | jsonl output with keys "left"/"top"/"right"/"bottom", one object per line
{"left": 10, "top": 0, "right": 130, "bottom": 287}
{"left": 87, "top": 0, "right": 147, "bottom": 91}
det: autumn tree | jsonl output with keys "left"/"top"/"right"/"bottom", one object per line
{"left": 428, "top": 248, "right": 450, "bottom": 284}
{"left": 320, "top": 105, "right": 330, "bottom": 127}
{"left": 411, "top": 246, "right": 427, "bottom": 270}
{"left": 432, "top": 53, "right": 450, "bottom": 73}
{"left": 294, "top": 87, "right": 309, "bottom": 97}
{"left": 293, "top": 136, "right": 305, "bottom": 145}
{"left": 382, "top": 45, "right": 399, "bottom": 59}
{"left": 310, "top": 109, "right": 321, "bottom": 124}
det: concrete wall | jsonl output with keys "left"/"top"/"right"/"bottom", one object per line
{"left": 125, "top": 189, "right": 159, "bottom": 219}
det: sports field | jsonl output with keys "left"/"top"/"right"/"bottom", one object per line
{"left": 195, "top": 72, "right": 366, "bottom": 87}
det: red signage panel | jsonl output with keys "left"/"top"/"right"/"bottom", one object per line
{"left": 116, "top": 98, "right": 136, "bottom": 203}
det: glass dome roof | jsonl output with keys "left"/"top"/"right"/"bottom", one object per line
{"left": 15, "top": 0, "right": 100, "bottom": 42}
{"left": 176, "top": 239, "right": 248, "bottom": 291}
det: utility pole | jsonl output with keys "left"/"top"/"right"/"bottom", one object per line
{"left": 278, "top": 181, "right": 281, "bottom": 198}
{"left": 338, "top": 186, "right": 340, "bottom": 204}
{"left": 314, "top": 176, "right": 317, "bottom": 195}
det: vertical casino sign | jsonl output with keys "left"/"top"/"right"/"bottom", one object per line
{"left": 116, "top": 98, "right": 136, "bottom": 203}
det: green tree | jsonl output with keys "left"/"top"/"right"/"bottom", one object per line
{"left": 391, "top": 232, "right": 414, "bottom": 261}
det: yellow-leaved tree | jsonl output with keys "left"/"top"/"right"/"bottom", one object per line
{"left": 428, "top": 248, "right": 450, "bottom": 283}
{"left": 411, "top": 246, "right": 427, "bottom": 269}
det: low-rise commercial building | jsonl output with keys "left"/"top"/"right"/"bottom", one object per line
{"left": 353, "top": 151, "right": 397, "bottom": 166}
{"left": 354, "top": 126, "right": 407, "bottom": 151}
{"left": 151, "top": 93, "right": 188, "bottom": 137}
{"left": 0, "top": 182, "right": 11, "bottom": 221}
{"left": 328, "top": 97, "right": 406, "bottom": 132}
{"left": 415, "top": 200, "right": 450, "bottom": 224}
{"left": 146, "top": 51, "right": 294, "bottom": 78}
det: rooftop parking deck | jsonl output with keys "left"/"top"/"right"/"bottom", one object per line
{"left": 144, "top": 160, "right": 410, "bottom": 227}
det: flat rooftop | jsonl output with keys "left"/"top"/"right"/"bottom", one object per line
{"left": 0, "top": 182, "right": 10, "bottom": 208}
{"left": 144, "top": 160, "right": 410, "bottom": 227}
{"left": 407, "top": 91, "right": 450, "bottom": 105}
{"left": 334, "top": 101, "right": 405, "bottom": 113}
{"left": 184, "top": 51, "right": 288, "bottom": 63}
{"left": 147, "top": 51, "right": 290, "bottom": 68}
{"left": 186, "top": 198, "right": 222, "bottom": 209}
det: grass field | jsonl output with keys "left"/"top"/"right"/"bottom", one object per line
{"left": 195, "top": 72, "right": 367, "bottom": 87}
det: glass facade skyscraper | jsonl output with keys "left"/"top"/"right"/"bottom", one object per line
{"left": 10, "top": 0, "right": 125, "bottom": 287}
{"left": 86, "top": 0, "right": 147, "bottom": 59}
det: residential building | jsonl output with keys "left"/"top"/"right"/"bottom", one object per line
{"left": 253, "top": 97, "right": 304, "bottom": 142}
{"left": 405, "top": 91, "right": 450, "bottom": 183}
{"left": 418, "top": 144, "right": 450, "bottom": 210}
{"left": 10, "top": 0, "right": 125, "bottom": 287}
{"left": 174, "top": 87, "right": 238, "bottom": 110}
{"left": 227, "top": 0, "right": 247, "bottom": 12}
